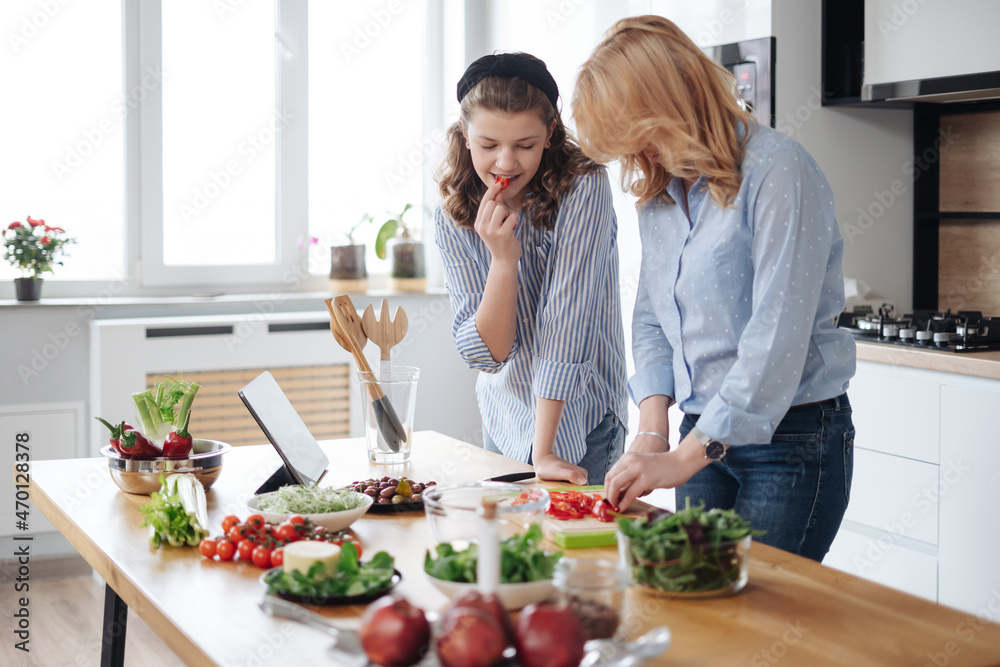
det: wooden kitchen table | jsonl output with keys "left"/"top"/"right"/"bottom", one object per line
{"left": 28, "top": 431, "right": 1000, "bottom": 666}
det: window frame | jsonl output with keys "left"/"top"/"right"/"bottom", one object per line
{"left": 131, "top": 0, "right": 309, "bottom": 287}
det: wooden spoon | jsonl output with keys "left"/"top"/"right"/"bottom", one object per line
{"left": 331, "top": 295, "right": 367, "bottom": 352}
{"left": 361, "top": 299, "right": 408, "bottom": 362}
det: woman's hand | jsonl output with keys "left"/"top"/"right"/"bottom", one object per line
{"left": 474, "top": 181, "right": 521, "bottom": 266}
{"left": 604, "top": 435, "right": 710, "bottom": 511}
{"left": 533, "top": 451, "right": 588, "bottom": 486}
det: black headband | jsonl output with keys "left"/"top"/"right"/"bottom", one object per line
{"left": 456, "top": 53, "right": 559, "bottom": 109}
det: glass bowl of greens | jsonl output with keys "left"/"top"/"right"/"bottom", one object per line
{"left": 616, "top": 500, "right": 763, "bottom": 599}
{"left": 247, "top": 485, "right": 373, "bottom": 532}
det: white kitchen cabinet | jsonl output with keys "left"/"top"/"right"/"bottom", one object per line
{"left": 938, "top": 382, "right": 1000, "bottom": 615}
{"left": 830, "top": 357, "right": 1000, "bottom": 615}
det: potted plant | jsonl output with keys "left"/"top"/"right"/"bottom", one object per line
{"left": 329, "top": 213, "right": 373, "bottom": 292}
{"left": 3, "top": 216, "right": 75, "bottom": 301}
{"left": 376, "top": 204, "right": 426, "bottom": 292}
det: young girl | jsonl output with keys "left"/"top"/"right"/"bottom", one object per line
{"left": 435, "top": 53, "right": 628, "bottom": 485}
{"left": 574, "top": 16, "right": 856, "bottom": 561}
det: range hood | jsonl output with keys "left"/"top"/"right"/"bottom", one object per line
{"left": 863, "top": 70, "right": 1000, "bottom": 104}
{"left": 862, "top": 0, "right": 1000, "bottom": 104}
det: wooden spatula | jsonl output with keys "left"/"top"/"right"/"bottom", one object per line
{"left": 323, "top": 298, "right": 407, "bottom": 451}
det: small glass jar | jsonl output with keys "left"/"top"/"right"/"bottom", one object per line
{"left": 552, "top": 558, "right": 630, "bottom": 640}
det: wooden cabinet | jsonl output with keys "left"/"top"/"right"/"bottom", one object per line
{"left": 826, "top": 359, "right": 1000, "bottom": 614}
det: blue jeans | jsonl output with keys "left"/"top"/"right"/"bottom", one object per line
{"left": 483, "top": 409, "right": 625, "bottom": 486}
{"left": 677, "top": 394, "right": 855, "bottom": 562}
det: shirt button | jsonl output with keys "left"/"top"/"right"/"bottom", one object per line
{"left": 522, "top": 317, "right": 528, "bottom": 323}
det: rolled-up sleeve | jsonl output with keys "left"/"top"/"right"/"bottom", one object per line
{"left": 532, "top": 171, "right": 614, "bottom": 400}
{"left": 433, "top": 206, "right": 510, "bottom": 372}
{"left": 628, "top": 274, "right": 675, "bottom": 406}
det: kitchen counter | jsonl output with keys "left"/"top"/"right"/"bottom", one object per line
{"left": 27, "top": 431, "right": 1000, "bottom": 666}
{"left": 856, "top": 340, "right": 1000, "bottom": 380}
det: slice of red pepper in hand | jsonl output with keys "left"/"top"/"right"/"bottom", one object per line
{"left": 592, "top": 498, "right": 621, "bottom": 523}
{"left": 162, "top": 409, "right": 193, "bottom": 458}
{"left": 120, "top": 424, "right": 162, "bottom": 458}
{"left": 494, "top": 175, "right": 511, "bottom": 190}
{"left": 95, "top": 417, "right": 133, "bottom": 457}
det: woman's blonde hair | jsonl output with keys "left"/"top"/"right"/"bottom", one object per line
{"left": 437, "top": 54, "right": 597, "bottom": 230}
{"left": 573, "top": 15, "right": 756, "bottom": 208}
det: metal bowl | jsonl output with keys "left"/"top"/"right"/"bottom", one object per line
{"left": 423, "top": 482, "right": 549, "bottom": 544}
{"left": 101, "top": 438, "right": 232, "bottom": 495}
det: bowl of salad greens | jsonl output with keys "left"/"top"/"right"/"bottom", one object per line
{"left": 423, "top": 524, "right": 562, "bottom": 610}
{"left": 616, "top": 499, "right": 765, "bottom": 599}
{"left": 247, "top": 485, "right": 373, "bottom": 532}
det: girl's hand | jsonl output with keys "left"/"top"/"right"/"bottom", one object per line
{"left": 533, "top": 451, "right": 588, "bottom": 486}
{"left": 475, "top": 181, "right": 521, "bottom": 266}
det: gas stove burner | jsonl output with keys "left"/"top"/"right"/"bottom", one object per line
{"left": 837, "top": 309, "right": 1000, "bottom": 353}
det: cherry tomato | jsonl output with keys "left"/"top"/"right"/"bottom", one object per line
{"left": 228, "top": 525, "right": 246, "bottom": 544}
{"left": 198, "top": 538, "right": 218, "bottom": 559}
{"left": 216, "top": 540, "right": 236, "bottom": 561}
{"left": 288, "top": 515, "right": 305, "bottom": 525}
{"left": 221, "top": 515, "right": 240, "bottom": 534}
{"left": 252, "top": 545, "right": 273, "bottom": 569}
{"left": 275, "top": 522, "right": 298, "bottom": 544}
{"left": 245, "top": 514, "right": 265, "bottom": 530}
{"left": 270, "top": 547, "right": 284, "bottom": 568}
{"left": 237, "top": 538, "right": 256, "bottom": 561}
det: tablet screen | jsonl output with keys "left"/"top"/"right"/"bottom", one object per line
{"left": 238, "top": 371, "right": 329, "bottom": 486}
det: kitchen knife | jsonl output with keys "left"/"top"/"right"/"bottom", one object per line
{"left": 484, "top": 471, "right": 536, "bottom": 483}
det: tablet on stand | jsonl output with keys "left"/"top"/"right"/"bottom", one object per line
{"left": 238, "top": 371, "right": 330, "bottom": 495}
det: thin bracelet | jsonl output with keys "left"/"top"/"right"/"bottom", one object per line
{"left": 635, "top": 431, "right": 671, "bottom": 450}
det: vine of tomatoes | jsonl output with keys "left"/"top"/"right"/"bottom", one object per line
{"left": 198, "top": 513, "right": 362, "bottom": 569}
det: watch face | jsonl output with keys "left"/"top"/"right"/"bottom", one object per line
{"left": 705, "top": 440, "right": 726, "bottom": 460}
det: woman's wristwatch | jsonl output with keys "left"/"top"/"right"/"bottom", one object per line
{"left": 690, "top": 426, "right": 728, "bottom": 461}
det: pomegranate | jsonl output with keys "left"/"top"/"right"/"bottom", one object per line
{"left": 515, "top": 602, "right": 586, "bottom": 667}
{"left": 435, "top": 607, "right": 507, "bottom": 667}
{"left": 359, "top": 595, "right": 431, "bottom": 667}
{"left": 447, "top": 590, "right": 515, "bottom": 645}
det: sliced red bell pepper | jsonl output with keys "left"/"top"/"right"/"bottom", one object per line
{"left": 494, "top": 175, "right": 511, "bottom": 190}
{"left": 162, "top": 409, "right": 193, "bottom": 458}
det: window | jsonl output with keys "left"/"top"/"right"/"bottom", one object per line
{"left": 307, "top": 0, "right": 429, "bottom": 275}
{"left": 0, "top": 0, "right": 124, "bottom": 281}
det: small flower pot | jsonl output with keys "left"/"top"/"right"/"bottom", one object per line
{"left": 14, "top": 277, "right": 43, "bottom": 302}
{"left": 329, "top": 244, "right": 368, "bottom": 292}
{"left": 387, "top": 238, "right": 426, "bottom": 292}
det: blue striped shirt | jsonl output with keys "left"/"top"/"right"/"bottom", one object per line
{"left": 434, "top": 168, "right": 628, "bottom": 465}
{"left": 629, "top": 125, "right": 856, "bottom": 446}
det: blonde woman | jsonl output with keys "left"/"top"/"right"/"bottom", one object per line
{"left": 574, "top": 16, "right": 856, "bottom": 561}
{"left": 435, "top": 53, "right": 628, "bottom": 485}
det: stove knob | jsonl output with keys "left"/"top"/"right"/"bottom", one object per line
{"left": 883, "top": 324, "right": 900, "bottom": 338}
{"left": 899, "top": 328, "right": 916, "bottom": 341}
{"left": 916, "top": 330, "right": 934, "bottom": 344}
{"left": 934, "top": 332, "right": 958, "bottom": 346}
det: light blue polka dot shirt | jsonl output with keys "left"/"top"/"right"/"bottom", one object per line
{"left": 629, "top": 125, "right": 856, "bottom": 446}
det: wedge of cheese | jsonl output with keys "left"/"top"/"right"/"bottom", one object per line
{"left": 282, "top": 541, "right": 341, "bottom": 579}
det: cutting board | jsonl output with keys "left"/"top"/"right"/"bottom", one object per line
{"left": 543, "top": 486, "right": 657, "bottom": 549}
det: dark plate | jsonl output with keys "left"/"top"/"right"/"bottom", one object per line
{"left": 259, "top": 568, "right": 402, "bottom": 606}
{"left": 367, "top": 499, "right": 424, "bottom": 513}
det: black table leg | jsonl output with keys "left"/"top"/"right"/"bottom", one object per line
{"left": 100, "top": 583, "right": 128, "bottom": 667}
